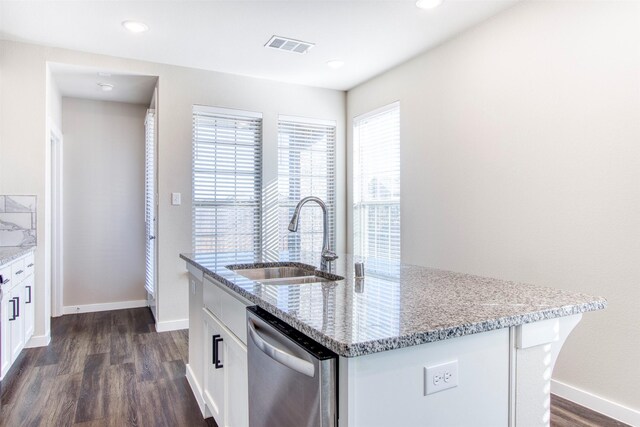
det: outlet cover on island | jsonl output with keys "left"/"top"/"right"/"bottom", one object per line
{"left": 171, "top": 193, "right": 181, "bottom": 206}
{"left": 424, "top": 360, "right": 458, "bottom": 395}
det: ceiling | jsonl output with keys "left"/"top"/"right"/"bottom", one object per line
{"left": 1, "top": 1, "right": 519, "bottom": 91}
{"left": 50, "top": 63, "right": 158, "bottom": 104}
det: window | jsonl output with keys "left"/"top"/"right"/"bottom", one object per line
{"left": 278, "top": 116, "right": 336, "bottom": 259}
{"left": 353, "top": 102, "right": 400, "bottom": 270}
{"left": 192, "top": 106, "right": 263, "bottom": 263}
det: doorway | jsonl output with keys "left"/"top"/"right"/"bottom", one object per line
{"left": 48, "top": 63, "right": 158, "bottom": 317}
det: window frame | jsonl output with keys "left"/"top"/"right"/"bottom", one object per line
{"left": 352, "top": 101, "right": 401, "bottom": 269}
{"left": 277, "top": 114, "right": 337, "bottom": 259}
{"left": 191, "top": 105, "right": 263, "bottom": 260}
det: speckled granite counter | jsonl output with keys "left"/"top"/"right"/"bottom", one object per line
{"left": 180, "top": 252, "right": 606, "bottom": 357}
{"left": 0, "top": 246, "right": 35, "bottom": 266}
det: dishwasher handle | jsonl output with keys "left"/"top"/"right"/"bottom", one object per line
{"left": 248, "top": 319, "right": 315, "bottom": 378}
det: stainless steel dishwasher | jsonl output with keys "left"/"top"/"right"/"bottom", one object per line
{"left": 246, "top": 306, "right": 337, "bottom": 427}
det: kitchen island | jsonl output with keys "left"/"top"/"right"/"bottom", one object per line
{"left": 181, "top": 251, "right": 605, "bottom": 427}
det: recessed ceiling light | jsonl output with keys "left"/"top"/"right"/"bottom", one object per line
{"left": 97, "top": 72, "right": 112, "bottom": 78}
{"left": 122, "top": 20, "right": 149, "bottom": 33}
{"left": 416, "top": 0, "right": 444, "bottom": 10}
{"left": 326, "top": 60, "right": 344, "bottom": 69}
{"left": 97, "top": 83, "right": 114, "bottom": 92}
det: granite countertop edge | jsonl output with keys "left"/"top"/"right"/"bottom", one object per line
{"left": 180, "top": 253, "right": 607, "bottom": 358}
{"left": 0, "top": 246, "right": 36, "bottom": 266}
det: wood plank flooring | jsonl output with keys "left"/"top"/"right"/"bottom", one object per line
{"left": 0, "top": 307, "right": 629, "bottom": 427}
{"left": 550, "top": 394, "right": 630, "bottom": 427}
{"left": 0, "top": 308, "right": 215, "bottom": 427}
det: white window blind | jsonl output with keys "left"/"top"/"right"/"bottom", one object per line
{"left": 353, "top": 102, "right": 400, "bottom": 271}
{"left": 144, "top": 109, "right": 156, "bottom": 295}
{"left": 278, "top": 116, "right": 336, "bottom": 259}
{"left": 192, "top": 106, "right": 263, "bottom": 262}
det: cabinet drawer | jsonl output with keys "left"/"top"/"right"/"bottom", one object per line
{"left": 203, "top": 276, "right": 250, "bottom": 345}
{"left": 24, "top": 253, "right": 35, "bottom": 277}
{"left": 11, "top": 258, "right": 25, "bottom": 285}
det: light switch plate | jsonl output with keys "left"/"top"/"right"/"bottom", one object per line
{"left": 424, "top": 360, "right": 458, "bottom": 395}
{"left": 171, "top": 192, "right": 181, "bottom": 206}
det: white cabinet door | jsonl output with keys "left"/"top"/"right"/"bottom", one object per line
{"left": 223, "top": 330, "right": 248, "bottom": 427}
{"left": 203, "top": 310, "right": 225, "bottom": 425}
{"left": 8, "top": 286, "right": 25, "bottom": 362}
{"left": 1, "top": 290, "right": 11, "bottom": 378}
{"left": 203, "top": 308, "right": 249, "bottom": 427}
{"left": 23, "top": 275, "right": 34, "bottom": 341}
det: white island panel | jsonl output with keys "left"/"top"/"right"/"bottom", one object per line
{"left": 339, "top": 328, "right": 510, "bottom": 427}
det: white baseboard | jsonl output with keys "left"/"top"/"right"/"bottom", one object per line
{"left": 552, "top": 379, "right": 640, "bottom": 426}
{"left": 62, "top": 299, "right": 148, "bottom": 314}
{"left": 186, "top": 363, "right": 207, "bottom": 418}
{"left": 25, "top": 333, "right": 51, "bottom": 348}
{"left": 155, "top": 318, "right": 189, "bottom": 332}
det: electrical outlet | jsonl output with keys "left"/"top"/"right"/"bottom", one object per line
{"left": 171, "top": 192, "right": 181, "bottom": 205}
{"left": 424, "top": 360, "right": 458, "bottom": 395}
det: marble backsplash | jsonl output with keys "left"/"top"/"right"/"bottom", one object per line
{"left": 0, "top": 195, "right": 37, "bottom": 247}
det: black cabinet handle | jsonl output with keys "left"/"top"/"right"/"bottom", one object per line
{"left": 26, "top": 285, "right": 32, "bottom": 304}
{"left": 15, "top": 296, "right": 20, "bottom": 317}
{"left": 9, "top": 298, "right": 17, "bottom": 321}
{"left": 212, "top": 334, "right": 220, "bottom": 365}
{"left": 2, "top": 277, "right": 10, "bottom": 285}
{"left": 213, "top": 334, "right": 224, "bottom": 369}
{"left": 27, "top": 263, "right": 34, "bottom": 268}
{"left": 15, "top": 270, "right": 24, "bottom": 275}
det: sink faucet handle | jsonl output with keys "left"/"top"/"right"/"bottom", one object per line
{"left": 322, "top": 250, "right": 338, "bottom": 261}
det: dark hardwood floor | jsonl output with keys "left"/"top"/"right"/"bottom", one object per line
{"left": 0, "top": 308, "right": 215, "bottom": 427}
{"left": 550, "top": 394, "right": 629, "bottom": 427}
{"left": 0, "top": 307, "right": 628, "bottom": 427}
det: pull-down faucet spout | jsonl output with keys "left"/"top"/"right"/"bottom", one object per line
{"left": 288, "top": 196, "right": 338, "bottom": 270}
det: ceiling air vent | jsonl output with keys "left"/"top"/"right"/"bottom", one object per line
{"left": 265, "top": 35, "right": 314, "bottom": 54}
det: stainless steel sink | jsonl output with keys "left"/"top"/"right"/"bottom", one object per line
{"left": 228, "top": 263, "right": 343, "bottom": 285}
{"left": 255, "top": 275, "right": 333, "bottom": 286}
{"left": 234, "top": 266, "right": 315, "bottom": 281}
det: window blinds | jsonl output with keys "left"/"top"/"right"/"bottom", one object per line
{"left": 192, "top": 106, "right": 263, "bottom": 262}
{"left": 353, "top": 102, "right": 400, "bottom": 270}
{"left": 144, "top": 109, "right": 155, "bottom": 295}
{"left": 278, "top": 116, "right": 336, "bottom": 259}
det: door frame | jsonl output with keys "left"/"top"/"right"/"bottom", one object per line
{"left": 50, "top": 119, "right": 64, "bottom": 317}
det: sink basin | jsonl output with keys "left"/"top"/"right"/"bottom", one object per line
{"left": 227, "top": 263, "right": 343, "bottom": 285}
{"left": 234, "top": 266, "right": 315, "bottom": 281}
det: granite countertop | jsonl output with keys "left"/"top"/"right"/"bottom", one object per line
{"left": 180, "top": 251, "right": 606, "bottom": 357}
{"left": 0, "top": 246, "right": 35, "bottom": 266}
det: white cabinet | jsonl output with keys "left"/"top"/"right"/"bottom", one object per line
{"left": 198, "top": 275, "right": 250, "bottom": 427}
{"left": 23, "top": 274, "right": 35, "bottom": 339}
{"left": 185, "top": 262, "right": 251, "bottom": 427}
{"left": 203, "top": 308, "right": 249, "bottom": 427}
{"left": 203, "top": 310, "right": 226, "bottom": 423}
{"left": 0, "top": 251, "right": 36, "bottom": 380}
{"left": 8, "top": 285, "right": 25, "bottom": 362}
{"left": 1, "top": 288, "right": 12, "bottom": 376}
{"left": 223, "top": 328, "right": 249, "bottom": 427}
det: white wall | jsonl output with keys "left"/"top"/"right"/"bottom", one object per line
{"left": 62, "top": 98, "right": 147, "bottom": 307}
{"left": 347, "top": 0, "right": 640, "bottom": 414}
{"left": 0, "top": 40, "right": 346, "bottom": 335}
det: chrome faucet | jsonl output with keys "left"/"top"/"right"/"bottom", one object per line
{"left": 288, "top": 196, "right": 338, "bottom": 270}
